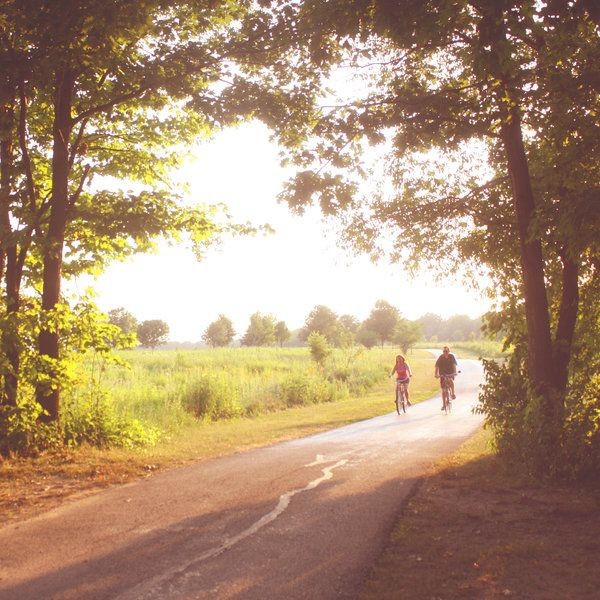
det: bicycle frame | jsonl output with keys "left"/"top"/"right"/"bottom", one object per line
{"left": 395, "top": 380, "right": 408, "bottom": 414}
{"left": 440, "top": 374, "right": 454, "bottom": 414}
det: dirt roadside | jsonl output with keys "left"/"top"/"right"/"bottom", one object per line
{"left": 0, "top": 448, "right": 160, "bottom": 524}
{"left": 359, "top": 428, "right": 600, "bottom": 600}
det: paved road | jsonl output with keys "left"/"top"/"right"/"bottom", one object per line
{"left": 0, "top": 357, "right": 484, "bottom": 600}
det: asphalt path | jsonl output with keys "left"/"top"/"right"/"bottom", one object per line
{"left": 0, "top": 356, "right": 485, "bottom": 600}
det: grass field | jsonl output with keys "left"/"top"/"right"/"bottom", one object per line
{"left": 416, "top": 340, "right": 507, "bottom": 359}
{"left": 72, "top": 346, "right": 437, "bottom": 432}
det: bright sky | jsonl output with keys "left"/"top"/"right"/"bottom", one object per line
{"left": 81, "top": 122, "right": 490, "bottom": 342}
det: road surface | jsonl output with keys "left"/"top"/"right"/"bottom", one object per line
{"left": 0, "top": 357, "right": 484, "bottom": 600}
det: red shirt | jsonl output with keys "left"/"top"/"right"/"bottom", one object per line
{"left": 393, "top": 361, "right": 410, "bottom": 380}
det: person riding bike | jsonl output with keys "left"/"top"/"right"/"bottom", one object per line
{"left": 390, "top": 354, "right": 413, "bottom": 406}
{"left": 434, "top": 346, "right": 458, "bottom": 408}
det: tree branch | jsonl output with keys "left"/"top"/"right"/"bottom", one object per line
{"left": 17, "top": 80, "right": 37, "bottom": 213}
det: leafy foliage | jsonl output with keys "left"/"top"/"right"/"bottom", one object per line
{"left": 202, "top": 314, "right": 235, "bottom": 348}
{"left": 0, "top": 0, "right": 318, "bottom": 441}
{"left": 137, "top": 320, "right": 169, "bottom": 349}
{"left": 363, "top": 300, "right": 400, "bottom": 347}
{"left": 241, "top": 312, "right": 276, "bottom": 347}
{"left": 274, "top": 320, "right": 291, "bottom": 347}
{"left": 307, "top": 331, "right": 332, "bottom": 367}
{"left": 393, "top": 320, "right": 421, "bottom": 354}
{"left": 108, "top": 308, "right": 139, "bottom": 337}
{"left": 183, "top": 374, "right": 243, "bottom": 421}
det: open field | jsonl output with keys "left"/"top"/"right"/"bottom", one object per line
{"left": 416, "top": 340, "right": 507, "bottom": 360}
{"left": 1, "top": 348, "right": 439, "bottom": 523}
{"left": 73, "top": 346, "right": 419, "bottom": 429}
{"left": 359, "top": 428, "right": 600, "bottom": 600}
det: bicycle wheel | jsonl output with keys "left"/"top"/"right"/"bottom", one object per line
{"left": 400, "top": 386, "right": 407, "bottom": 413}
{"left": 395, "top": 386, "right": 401, "bottom": 415}
{"left": 442, "top": 386, "right": 449, "bottom": 414}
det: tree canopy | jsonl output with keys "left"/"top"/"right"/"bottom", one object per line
{"left": 137, "top": 319, "right": 169, "bottom": 349}
{"left": 363, "top": 300, "right": 400, "bottom": 347}
{"left": 203, "top": 314, "right": 235, "bottom": 348}
{"left": 241, "top": 312, "right": 276, "bottom": 347}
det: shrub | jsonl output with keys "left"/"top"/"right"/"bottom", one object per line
{"left": 0, "top": 398, "right": 61, "bottom": 456}
{"left": 308, "top": 332, "right": 332, "bottom": 366}
{"left": 563, "top": 374, "right": 600, "bottom": 481}
{"left": 183, "top": 374, "right": 243, "bottom": 420}
{"left": 278, "top": 374, "right": 347, "bottom": 407}
{"left": 476, "top": 355, "right": 530, "bottom": 466}
{"left": 62, "top": 391, "right": 160, "bottom": 448}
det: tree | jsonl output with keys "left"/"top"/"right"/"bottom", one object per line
{"left": 274, "top": 321, "right": 291, "bottom": 347}
{"left": 137, "top": 320, "right": 169, "bottom": 349}
{"left": 108, "top": 308, "right": 138, "bottom": 336}
{"left": 203, "top": 315, "right": 235, "bottom": 348}
{"left": 363, "top": 300, "right": 400, "bottom": 347}
{"left": 279, "top": 1, "right": 599, "bottom": 474}
{"left": 0, "top": 0, "right": 311, "bottom": 424}
{"left": 300, "top": 305, "right": 339, "bottom": 344}
{"left": 416, "top": 314, "right": 445, "bottom": 342}
{"left": 355, "top": 327, "right": 378, "bottom": 350}
{"left": 307, "top": 332, "right": 331, "bottom": 367}
{"left": 339, "top": 314, "right": 359, "bottom": 333}
{"left": 446, "top": 315, "right": 481, "bottom": 342}
{"left": 241, "top": 312, "right": 276, "bottom": 347}
{"left": 393, "top": 320, "right": 422, "bottom": 354}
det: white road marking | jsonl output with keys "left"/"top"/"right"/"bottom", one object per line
{"left": 116, "top": 458, "right": 348, "bottom": 599}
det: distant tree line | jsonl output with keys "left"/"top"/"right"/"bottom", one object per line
{"left": 108, "top": 308, "right": 169, "bottom": 349}
{"left": 416, "top": 313, "right": 483, "bottom": 343}
{"left": 109, "top": 301, "right": 483, "bottom": 351}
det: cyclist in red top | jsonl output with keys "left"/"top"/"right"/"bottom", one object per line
{"left": 390, "top": 354, "right": 413, "bottom": 406}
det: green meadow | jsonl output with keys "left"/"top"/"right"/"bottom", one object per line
{"left": 68, "top": 347, "right": 440, "bottom": 443}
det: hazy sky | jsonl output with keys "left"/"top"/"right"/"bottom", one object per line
{"left": 79, "top": 122, "right": 490, "bottom": 342}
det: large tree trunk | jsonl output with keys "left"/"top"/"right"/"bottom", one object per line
{"left": 482, "top": 3, "right": 558, "bottom": 422}
{"left": 0, "top": 83, "right": 20, "bottom": 407}
{"left": 501, "top": 115, "right": 555, "bottom": 392}
{"left": 36, "top": 69, "right": 75, "bottom": 422}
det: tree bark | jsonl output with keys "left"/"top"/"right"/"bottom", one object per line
{"left": 481, "top": 2, "right": 556, "bottom": 407}
{"left": 0, "top": 83, "right": 20, "bottom": 406}
{"left": 36, "top": 68, "right": 75, "bottom": 422}
{"left": 501, "top": 114, "right": 554, "bottom": 393}
{"left": 554, "top": 252, "right": 579, "bottom": 393}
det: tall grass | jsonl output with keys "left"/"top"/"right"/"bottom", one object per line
{"left": 73, "top": 346, "right": 397, "bottom": 433}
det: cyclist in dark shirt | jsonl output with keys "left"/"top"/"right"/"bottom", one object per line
{"left": 434, "top": 346, "right": 458, "bottom": 402}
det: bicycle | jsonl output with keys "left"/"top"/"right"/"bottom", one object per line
{"left": 394, "top": 379, "right": 409, "bottom": 414}
{"left": 439, "top": 373, "right": 455, "bottom": 414}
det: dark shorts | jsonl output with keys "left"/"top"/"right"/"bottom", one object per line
{"left": 439, "top": 374, "right": 454, "bottom": 388}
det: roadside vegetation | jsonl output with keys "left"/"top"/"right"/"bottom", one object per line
{"left": 71, "top": 345, "right": 405, "bottom": 434}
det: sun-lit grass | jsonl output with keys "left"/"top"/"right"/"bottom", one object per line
{"left": 416, "top": 339, "right": 507, "bottom": 359}
{"left": 73, "top": 346, "right": 436, "bottom": 433}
